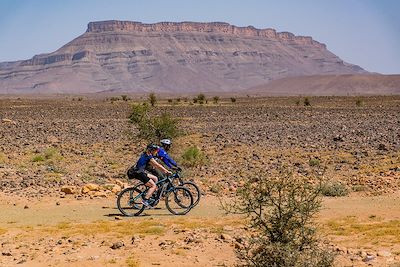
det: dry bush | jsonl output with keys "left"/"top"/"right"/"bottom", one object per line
{"left": 225, "top": 166, "right": 334, "bottom": 267}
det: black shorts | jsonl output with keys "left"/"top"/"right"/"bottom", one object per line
{"left": 127, "top": 167, "right": 150, "bottom": 184}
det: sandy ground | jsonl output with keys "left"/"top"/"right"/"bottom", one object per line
{"left": 1, "top": 192, "right": 400, "bottom": 266}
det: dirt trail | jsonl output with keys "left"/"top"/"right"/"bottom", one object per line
{"left": 0, "top": 194, "right": 225, "bottom": 227}
{"left": 1, "top": 193, "right": 400, "bottom": 266}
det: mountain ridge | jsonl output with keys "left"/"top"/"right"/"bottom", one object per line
{"left": 0, "top": 20, "right": 367, "bottom": 94}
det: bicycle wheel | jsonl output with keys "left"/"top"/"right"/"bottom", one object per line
{"left": 117, "top": 185, "right": 146, "bottom": 216}
{"left": 165, "top": 186, "right": 193, "bottom": 215}
{"left": 181, "top": 182, "right": 201, "bottom": 207}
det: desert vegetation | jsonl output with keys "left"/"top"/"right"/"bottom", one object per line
{"left": 0, "top": 96, "right": 399, "bottom": 266}
{"left": 226, "top": 166, "right": 335, "bottom": 267}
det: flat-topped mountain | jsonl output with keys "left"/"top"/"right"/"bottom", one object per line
{"left": 0, "top": 20, "right": 367, "bottom": 94}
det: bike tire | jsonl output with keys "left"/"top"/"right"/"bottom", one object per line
{"left": 117, "top": 185, "right": 146, "bottom": 216}
{"left": 181, "top": 181, "right": 201, "bottom": 207}
{"left": 165, "top": 186, "right": 193, "bottom": 215}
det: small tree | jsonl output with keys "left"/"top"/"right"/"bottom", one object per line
{"left": 230, "top": 97, "right": 236, "bottom": 103}
{"left": 225, "top": 166, "right": 334, "bottom": 267}
{"left": 304, "top": 97, "right": 311, "bottom": 106}
{"left": 149, "top": 93, "right": 157, "bottom": 107}
{"left": 129, "top": 103, "right": 181, "bottom": 142}
{"left": 197, "top": 93, "right": 206, "bottom": 102}
{"left": 213, "top": 96, "right": 220, "bottom": 104}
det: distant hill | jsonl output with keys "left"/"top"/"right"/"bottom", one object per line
{"left": 0, "top": 20, "right": 367, "bottom": 94}
{"left": 246, "top": 74, "right": 400, "bottom": 96}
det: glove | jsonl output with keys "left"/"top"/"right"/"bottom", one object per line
{"left": 173, "top": 166, "right": 182, "bottom": 172}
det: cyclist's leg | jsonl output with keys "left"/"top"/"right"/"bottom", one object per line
{"left": 138, "top": 172, "right": 156, "bottom": 199}
{"left": 147, "top": 172, "right": 159, "bottom": 184}
{"left": 145, "top": 179, "right": 157, "bottom": 199}
{"left": 147, "top": 167, "right": 164, "bottom": 180}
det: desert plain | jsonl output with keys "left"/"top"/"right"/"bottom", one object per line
{"left": 0, "top": 95, "right": 399, "bottom": 266}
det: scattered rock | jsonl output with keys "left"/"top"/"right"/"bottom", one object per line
{"left": 61, "top": 186, "right": 76, "bottom": 194}
{"left": 1, "top": 119, "right": 16, "bottom": 124}
{"left": 110, "top": 241, "right": 124, "bottom": 250}
{"left": 81, "top": 183, "right": 100, "bottom": 194}
{"left": 93, "top": 191, "right": 107, "bottom": 198}
{"left": 223, "top": 226, "right": 234, "bottom": 231}
{"left": 131, "top": 235, "right": 141, "bottom": 244}
{"left": 219, "top": 233, "right": 233, "bottom": 242}
{"left": 378, "top": 250, "right": 392, "bottom": 257}
{"left": 378, "top": 143, "right": 388, "bottom": 151}
{"left": 363, "top": 255, "right": 376, "bottom": 262}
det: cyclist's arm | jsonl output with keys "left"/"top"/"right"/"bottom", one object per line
{"left": 165, "top": 154, "right": 178, "bottom": 168}
{"left": 149, "top": 158, "right": 171, "bottom": 174}
{"left": 160, "top": 153, "right": 178, "bottom": 169}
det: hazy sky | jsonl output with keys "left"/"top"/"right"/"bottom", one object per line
{"left": 0, "top": 0, "right": 399, "bottom": 74}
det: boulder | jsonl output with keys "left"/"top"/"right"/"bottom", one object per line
{"left": 61, "top": 186, "right": 76, "bottom": 194}
{"left": 82, "top": 183, "right": 100, "bottom": 194}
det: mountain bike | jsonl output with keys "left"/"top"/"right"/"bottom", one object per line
{"left": 170, "top": 170, "right": 201, "bottom": 207}
{"left": 117, "top": 172, "right": 193, "bottom": 216}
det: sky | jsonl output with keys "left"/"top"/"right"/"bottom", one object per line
{"left": 0, "top": 0, "right": 399, "bottom": 74}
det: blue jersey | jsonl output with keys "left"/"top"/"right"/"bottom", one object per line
{"left": 135, "top": 152, "right": 154, "bottom": 171}
{"left": 157, "top": 147, "right": 177, "bottom": 168}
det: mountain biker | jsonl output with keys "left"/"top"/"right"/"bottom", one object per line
{"left": 146, "top": 139, "right": 181, "bottom": 178}
{"left": 158, "top": 139, "right": 181, "bottom": 171}
{"left": 127, "top": 144, "right": 172, "bottom": 207}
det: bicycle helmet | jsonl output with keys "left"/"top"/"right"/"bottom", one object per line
{"left": 146, "top": 144, "right": 160, "bottom": 151}
{"left": 160, "top": 139, "right": 172, "bottom": 146}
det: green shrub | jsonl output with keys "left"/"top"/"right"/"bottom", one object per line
{"left": 309, "top": 158, "right": 320, "bottom": 166}
{"left": 321, "top": 181, "right": 349, "bottom": 197}
{"left": 181, "top": 146, "right": 206, "bottom": 167}
{"left": 129, "top": 103, "right": 181, "bottom": 142}
{"left": 32, "top": 155, "right": 45, "bottom": 162}
{"left": 149, "top": 93, "right": 157, "bottom": 107}
{"left": 32, "top": 147, "right": 59, "bottom": 162}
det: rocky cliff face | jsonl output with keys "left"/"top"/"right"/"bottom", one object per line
{"left": 0, "top": 20, "right": 366, "bottom": 94}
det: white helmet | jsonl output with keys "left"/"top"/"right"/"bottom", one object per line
{"left": 160, "top": 139, "right": 172, "bottom": 146}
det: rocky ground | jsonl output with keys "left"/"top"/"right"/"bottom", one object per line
{"left": 1, "top": 96, "right": 400, "bottom": 266}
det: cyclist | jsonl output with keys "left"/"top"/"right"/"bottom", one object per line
{"left": 127, "top": 144, "right": 172, "bottom": 207}
{"left": 158, "top": 139, "right": 181, "bottom": 171}
{"left": 146, "top": 139, "right": 181, "bottom": 178}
